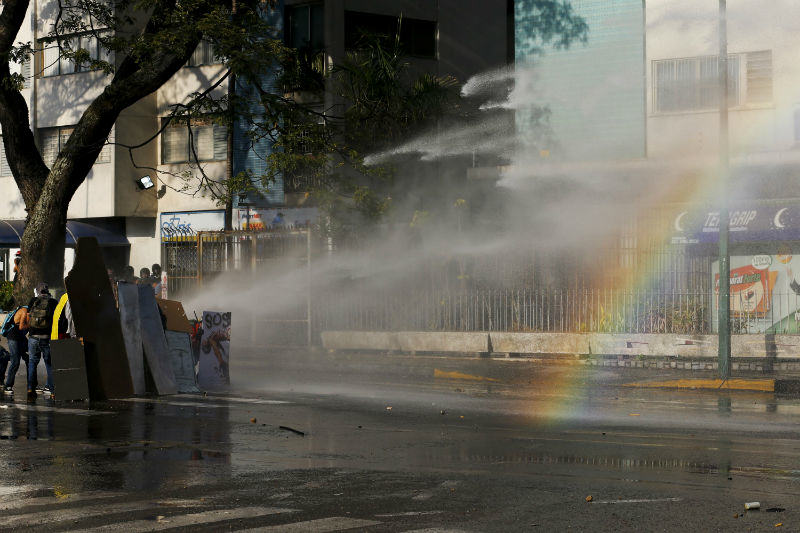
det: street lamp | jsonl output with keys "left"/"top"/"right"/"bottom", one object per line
{"left": 717, "top": 0, "right": 731, "bottom": 379}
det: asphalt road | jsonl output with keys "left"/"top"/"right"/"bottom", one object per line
{"left": 0, "top": 349, "right": 799, "bottom": 531}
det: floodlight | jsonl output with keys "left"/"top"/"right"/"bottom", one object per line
{"left": 136, "top": 175, "right": 155, "bottom": 190}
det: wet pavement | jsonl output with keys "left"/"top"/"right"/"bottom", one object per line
{"left": 1, "top": 350, "right": 800, "bottom": 531}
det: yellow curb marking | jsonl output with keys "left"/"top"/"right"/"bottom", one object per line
{"left": 624, "top": 378, "right": 774, "bottom": 392}
{"left": 434, "top": 369, "right": 500, "bottom": 382}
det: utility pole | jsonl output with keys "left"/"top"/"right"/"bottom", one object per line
{"left": 717, "top": 0, "right": 731, "bottom": 379}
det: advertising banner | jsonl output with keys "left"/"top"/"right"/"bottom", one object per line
{"left": 712, "top": 252, "right": 800, "bottom": 333}
{"left": 197, "top": 311, "right": 231, "bottom": 390}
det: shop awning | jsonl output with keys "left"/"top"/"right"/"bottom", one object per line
{"left": 0, "top": 219, "right": 129, "bottom": 247}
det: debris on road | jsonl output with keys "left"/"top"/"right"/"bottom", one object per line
{"left": 767, "top": 508, "right": 786, "bottom": 513}
{"left": 250, "top": 418, "right": 257, "bottom": 424}
{"left": 279, "top": 425, "right": 305, "bottom": 436}
{"left": 744, "top": 502, "right": 760, "bottom": 510}
{"left": 585, "top": 495, "right": 593, "bottom": 502}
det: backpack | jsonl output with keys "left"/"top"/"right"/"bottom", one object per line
{"left": 1, "top": 306, "right": 24, "bottom": 338}
{"left": 29, "top": 297, "right": 51, "bottom": 330}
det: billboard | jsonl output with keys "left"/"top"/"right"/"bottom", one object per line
{"left": 712, "top": 253, "right": 800, "bottom": 333}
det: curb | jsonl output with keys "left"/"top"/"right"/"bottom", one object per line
{"left": 623, "top": 378, "right": 786, "bottom": 393}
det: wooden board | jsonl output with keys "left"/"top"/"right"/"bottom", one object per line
{"left": 139, "top": 285, "right": 178, "bottom": 395}
{"left": 157, "top": 299, "right": 193, "bottom": 333}
{"left": 64, "top": 237, "right": 133, "bottom": 400}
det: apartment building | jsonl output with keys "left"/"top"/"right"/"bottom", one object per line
{"left": 0, "top": 0, "right": 510, "bottom": 278}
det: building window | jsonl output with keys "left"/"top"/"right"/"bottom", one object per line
{"left": 38, "top": 126, "right": 111, "bottom": 167}
{"left": 746, "top": 50, "right": 772, "bottom": 103}
{"left": 653, "top": 51, "right": 772, "bottom": 114}
{"left": 21, "top": 55, "right": 31, "bottom": 88}
{"left": 40, "top": 33, "right": 112, "bottom": 77}
{"left": 187, "top": 40, "right": 218, "bottom": 67}
{"left": 161, "top": 119, "right": 227, "bottom": 164}
{"left": 0, "top": 139, "right": 11, "bottom": 177}
{"left": 344, "top": 11, "right": 437, "bottom": 59}
{"left": 286, "top": 4, "right": 324, "bottom": 52}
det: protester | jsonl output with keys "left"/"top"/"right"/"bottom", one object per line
{"left": 138, "top": 267, "right": 151, "bottom": 284}
{"left": 107, "top": 268, "right": 119, "bottom": 305}
{"left": 12, "top": 252, "right": 20, "bottom": 284}
{"left": 1, "top": 303, "right": 29, "bottom": 395}
{"left": 27, "top": 283, "right": 57, "bottom": 398}
{"left": 121, "top": 265, "right": 137, "bottom": 284}
{"left": 151, "top": 263, "right": 163, "bottom": 297}
{"left": 0, "top": 347, "right": 9, "bottom": 392}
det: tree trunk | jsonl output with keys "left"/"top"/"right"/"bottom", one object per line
{"left": 15, "top": 192, "right": 68, "bottom": 303}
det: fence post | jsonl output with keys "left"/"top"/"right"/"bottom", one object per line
{"left": 307, "top": 227, "right": 312, "bottom": 347}
{"left": 197, "top": 231, "right": 204, "bottom": 288}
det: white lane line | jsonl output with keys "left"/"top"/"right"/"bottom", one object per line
{"left": 177, "top": 394, "right": 291, "bottom": 405}
{"left": 240, "top": 517, "right": 381, "bottom": 532}
{"left": 590, "top": 497, "right": 682, "bottom": 504}
{"left": 69, "top": 506, "right": 297, "bottom": 532}
{"left": 0, "top": 499, "right": 191, "bottom": 528}
{"left": 0, "top": 404, "right": 113, "bottom": 415}
{"left": 375, "top": 511, "right": 445, "bottom": 517}
{"left": 402, "top": 529, "right": 470, "bottom": 533}
{"left": 0, "top": 485, "right": 38, "bottom": 497}
{"left": 0, "top": 491, "right": 124, "bottom": 510}
{"left": 119, "top": 398, "right": 231, "bottom": 409}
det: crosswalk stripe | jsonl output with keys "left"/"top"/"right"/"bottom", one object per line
{"left": 69, "top": 506, "right": 297, "bottom": 532}
{"left": 0, "top": 499, "right": 191, "bottom": 529}
{"left": 0, "top": 485, "right": 37, "bottom": 497}
{"left": 240, "top": 517, "right": 381, "bottom": 532}
{"left": 0, "top": 491, "right": 124, "bottom": 510}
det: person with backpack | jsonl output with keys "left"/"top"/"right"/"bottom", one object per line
{"left": 1, "top": 303, "right": 29, "bottom": 396}
{"left": 27, "top": 283, "right": 57, "bottom": 398}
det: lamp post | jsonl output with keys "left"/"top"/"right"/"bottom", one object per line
{"left": 717, "top": 0, "right": 731, "bottom": 379}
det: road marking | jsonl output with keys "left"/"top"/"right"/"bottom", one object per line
{"left": 0, "top": 485, "right": 37, "bottom": 497}
{"left": 624, "top": 378, "right": 774, "bottom": 392}
{"left": 177, "top": 394, "right": 291, "bottom": 405}
{"left": 70, "top": 506, "right": 297, "bottom": 532}
{"left": 0, "top": 491, "right": 124, "bottom": 510}
{"left": 119, "top": 398, "right": 231, "bottom": 409}
{"left": 434, "top": 369, "right": 499, "bottom": 383}
{"left": 590, "top": 497, "right": 682, "bottom": 504}
{"left": 240, "top": 517, "right": 381, "bottom": 532}
{"left": 375, "top": 511, "right": 444, "bottom": 517}
{"left": 402, "top": 529, "right": 469, "bottom": 533}
{"left": 120, "top": 397, "right": 290, "bottom": 409}
{"left": 0, "top": 404, "right": 113, "bottom": 415}
{"left": 0, "top": 499, "right": 191, "bottom": 528}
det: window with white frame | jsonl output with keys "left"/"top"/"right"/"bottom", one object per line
{"left": 161, "top": 119, "right": 227, "bottom": 164}
{"left": 38, "top": 126, "right": 111, "bottom": 167}
{"left": 40, "top": 33, "right": 112, "bottom": 77}
{"left": 652, "top": 51, "right": 772, "bottom": 114}
{"left": 187, "top": 40, "right": 218, "bottom": 67}
{"left": 0, "top": 139, "right": 11, "bottom": 177}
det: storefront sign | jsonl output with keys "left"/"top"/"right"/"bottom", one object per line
{"left": 672, "top": 206, "right": 800, "bottom": 244}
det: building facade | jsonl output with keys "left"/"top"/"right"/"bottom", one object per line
{"left": 0, "top": 0, "right": 510, "bottom": 280}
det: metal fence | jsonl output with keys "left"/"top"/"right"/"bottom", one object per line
{"left": 164, "top": 227, "right": 800, "bottom": 344}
